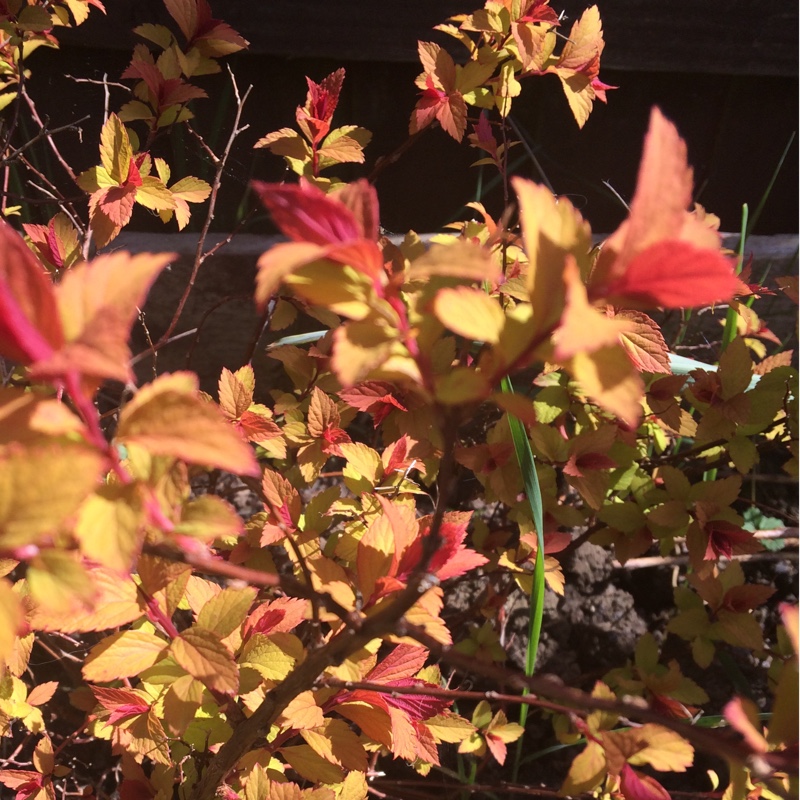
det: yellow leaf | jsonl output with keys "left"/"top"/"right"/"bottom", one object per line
{"left": 280, "top": 744, "right": 344, "bottom": 785}
{"left": 356, "top": 513, "right": 396, "bottom": 599}
{"left": 74, "top": 483, "right": 144, "bottom": 572}
{"left": 116, "top": 372, "right": 259, "bottom": 476}
{"left": 434, "top": 286, "right": 505, "bottom": 344}
{"left": 552, "top": 256, "right": 632, "bottom": 362}
{"left": 0, "top": 579, "right": 25, "bottom": 669}
{"left": 175, "top": 495, "right": 244, "bottom": 542}
{"left": 626, "top": 724, "right": 694, "bottom": 772}
{"left": 331, "top": 322, "right": 410, "bottom": 387}
{"left": 27, "top": 568, "right": 144, "bottom": 633}
{"left": 512, "top": 179, "right": 591, "bottom": 337}
{"left": 196, "top": 586, "right": 257, "bottom": 639}
{"left": 82, "top": 629, "right": 167, "bottom": 682}
{"left": 326, "top": 770, "right": 368, "bottom": 800}
{"left": 560, "top": 740, "right": 606, "bottom": 795}
{"left": 162, "top": 674, "right": 203, "bottom": 737}
{"left": 38, "top": 251, "right": 173, "bottom": 385}
{"left": 407, "top": 240, "right": 498, "bottom": 282}
{"left": 425, "top": 711, "right": 476, "bottom": 743}
{"left": 26, "top": 550, "right": 95, "bottom": 612}
{"left": 0, "top": 387, "right": 85, "bottom": 447}
{"left": 0, "top": 443, "right": 104, "bottom": 549}
{"left": 218, "top": 365, "right": 255, "bottom": 419}
{"left": 99, "top": 114, "right": 132, "bottom": 185}
{"left": 301, "top": 719, "right": 367, "bottom": 771}
{"left": 240, "top": 632, "right": 304, "bottom": 682}
{"left": 434, "top": 366, "right": 490, "bottom": 405}
{"left": 567, "top": 347, "right": 643, "bottom": 428}
{"left": 170, "top": 626, "right": 239, "bottom": 695}
{"left": 280, "top": 691, "right": 324, "bottom": 731}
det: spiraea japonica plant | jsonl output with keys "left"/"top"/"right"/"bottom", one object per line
{"left": 0, "top": 1, "right": 796, "bottom": 799}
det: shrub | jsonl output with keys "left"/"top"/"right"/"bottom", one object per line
{"left": 0, "top": 1, "right": 796, "bottom": 799}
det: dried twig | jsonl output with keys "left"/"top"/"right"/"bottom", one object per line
{"left": 156, "top": 66, "right": 252, "bottom": 347}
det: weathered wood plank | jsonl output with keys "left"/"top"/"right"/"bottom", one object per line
{"left": 56, "top": 0, "right": 798, "bottom": 76}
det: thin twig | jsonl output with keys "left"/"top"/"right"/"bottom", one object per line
{"left": 20, "top": 88, "right": 80, "bottom": 181}
{"left": 156, "top": 66, "right": 252, "bottom": 346}
{"left": 1, "top": 115, "right": 90, "bottom": 166}
{"left": 617, "top": 549, "right": 799, "bottom": 570}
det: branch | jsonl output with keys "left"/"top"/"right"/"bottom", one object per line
{"left": 401, "top": 623, "right": 792, "bottom": 774}
{"left": 192, "top": 413, "right": 461, "bottom": 799}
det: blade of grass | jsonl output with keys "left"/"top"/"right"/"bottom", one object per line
{"left": 721, "top": 203, "right": 749, "bottom": 352}
{"left": 501, "top": 375, "right": 546, "bottom": 782}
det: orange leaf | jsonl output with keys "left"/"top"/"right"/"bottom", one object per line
{"left": 590, "top": 109, "right": 738, "bottom": 309}
{"left": 616, "top": 310, "right": 671, "bottom": 374}
{"left": 31, "top": 251, "right": 172, "bottom": 386}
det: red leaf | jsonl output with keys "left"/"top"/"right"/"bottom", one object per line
{"left": 619, "top": 764, "right": 671, "bottom": 800}
{"left": 604, "top": 240, "right": 739, "bottom": 309}
{"left": 252, "top": 180, "right": 362, "bottom": 246}
{"left": 366, "top": 644, "right": 428, "bottom": 683}
{"left": 338, "top": 381, "right": 407, "bottom": 426}
{"left": 397, "top": 511, "right": 488, "bottom": 581}
{"left": 380, "top": 678, "right": 450, "bottom": 720}
{"left": 0, "top": 220, "right": 63, "bottom": 365}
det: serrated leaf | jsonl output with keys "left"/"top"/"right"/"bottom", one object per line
{"left": 99, "top": 114, "right": 133, "bottom": 185}
{"left": 82, "top": 629, "right": 167, "bottom": 682}
{"left": 617, "top": 310, "right": 670, "bottom": 373}
{"left": 240, "top": 632, "right": 303, "bottom": 681}
{"left": 116, "top": 372, "right": 259, "bottom": 476}
{"left": 434, "top": 286, "right": 505, "bottom": 344}
{"left": 0, "top": 443, "right": 104, "bottom": 549}
{"left": 196, "top": 586, "right": 256, "bottom": 638}
{"left": 32, "top": 250, "right": 172, "bottom": 386}
{"left": 170, "top": 626, "right": 239, "bottom": 695}
{"left": 74, "top": 483, "right": 144, "bottom": 572}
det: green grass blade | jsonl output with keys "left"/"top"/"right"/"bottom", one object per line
{"left": 721, "top": 203, "right": 749, "bottom": 352}
{"left": 501, "top": 375, "right": 546, "bottom": 781}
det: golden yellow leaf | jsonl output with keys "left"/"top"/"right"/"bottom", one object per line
{"left": 407, "top": 240, "right": 499, "bottom": 282}
{"left": 74, "top": 483, "right": 144, "bottom": 572}
{"left": 512, "top": 179, "right": 591, "bottom": 337}
{"left": 0, "top": 579, "right": 25, "bottom": 669}
{"left": 116, "top": 372, "right": 259, "bottom": 476}
{"left": 239, "top": 632, "right": 304, "bottom": 682}
{"left": 82, "top": 629, "right": 167, "bottom": 682}
{"left": 0, "top": 443, "right": 104, "bottom": 549}
{"left": 196, "top": 586, "right": 257, "bottom": 639}
{"left": 27, "top": 567, "right": 144, "bottom": 633}
{"left": 280, "top": 691, "right": 324, "bottom": 731}
{"left": 170, "top": 626, "right": 239, "bottom": 695}
{"left": 567, "top": 347, "right": 643, "bottom": 428}
{"left": 301, "top": 719, "right": 368, "bottom": 771}
{"left": 433, "top": 286, "right": 505, "bottom": 344}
